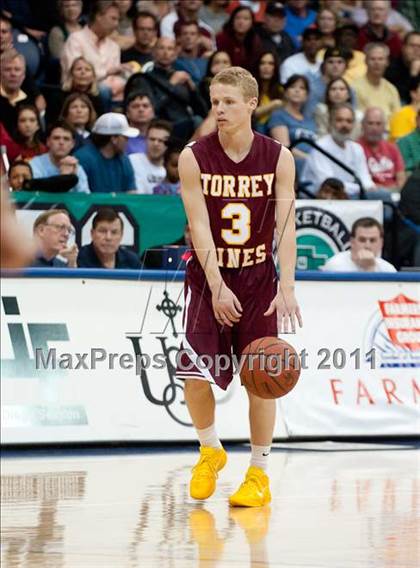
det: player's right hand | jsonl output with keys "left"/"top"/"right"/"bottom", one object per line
{"left": 211, "top": 281, "right": 242, "bottom": 328}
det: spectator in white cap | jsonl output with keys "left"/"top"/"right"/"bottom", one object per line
{"left": 75, "top": 112, "right": 138, "bottom": 193}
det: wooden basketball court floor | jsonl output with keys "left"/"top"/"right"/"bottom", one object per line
{"left": 1, "top": 441, "right": 419, "bottom": 568}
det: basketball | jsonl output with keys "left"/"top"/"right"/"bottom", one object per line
{"left": 240, "top": 337, "right": 301, "bottom": 399}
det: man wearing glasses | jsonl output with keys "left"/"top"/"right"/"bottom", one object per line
{"left": 31, "top": 209, "right": 78, "bottom": 268}
{"left": 121, "top": 11, "right": 158, "bottom": 67}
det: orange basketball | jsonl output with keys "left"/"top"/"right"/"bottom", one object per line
{"left": 240, "top": 337, "right": 301, "bottom": 399}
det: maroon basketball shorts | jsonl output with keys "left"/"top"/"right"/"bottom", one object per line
{"left": 175, "top": 257, "right": 278, "bottom": 390}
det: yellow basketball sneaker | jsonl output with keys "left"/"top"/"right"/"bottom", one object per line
{"left": 229, "top": 466, "right": 271, "bottom": 507}
{"left": 190, "top": 446, "right": 227, "bottom": 500}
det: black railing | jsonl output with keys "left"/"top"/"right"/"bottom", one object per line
{"left": 297, "top": 187, "right": 317, "bottom": 199}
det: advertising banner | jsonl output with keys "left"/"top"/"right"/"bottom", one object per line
{"left": 1, "top": 273, "right": 418, "bottom": 444}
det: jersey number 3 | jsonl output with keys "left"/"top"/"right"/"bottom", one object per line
{"left": 221, "top": 203, "right": 251, "bottom": 245}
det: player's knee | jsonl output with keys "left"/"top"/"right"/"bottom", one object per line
{"left": 184, "top": 378, "right": 211, "bottom": 395}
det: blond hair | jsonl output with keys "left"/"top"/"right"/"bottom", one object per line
{"left": 211, "top": 66, "right": 258, "bottom": 101}
{"left": 62, "top": 57, "right": 99, "bottom": 96}
{"left": 1, "top": 48, "right": 25, "bottom": 68}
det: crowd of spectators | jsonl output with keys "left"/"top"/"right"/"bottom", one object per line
{"left": 0, "top": 0, "right": 419, "bottom": 269}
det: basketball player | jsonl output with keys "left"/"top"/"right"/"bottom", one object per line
{"left": 176, "top": 67, "right": 302, "bottom": 507}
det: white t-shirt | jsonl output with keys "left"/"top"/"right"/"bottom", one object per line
{"left": 280, "top": 52, "right": 320, "bottom": 83}
{"left": 301, "top": 134, "right": 375, "bottom": 196}
{"left": 129, "top": 153, "right": 166, "bottom": 195}
{"left": 321, "top": 250, "right": 396, "bottom": 272}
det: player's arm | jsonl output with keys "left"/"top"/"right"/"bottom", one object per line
{"left": 264, "top": 146, "right": 303, "bottom": 332}
{"left": 179, "top": 148, "right": 242, "bottom": 327}
{"left": 0, "top": 188, "right": 36, "bottom": 268}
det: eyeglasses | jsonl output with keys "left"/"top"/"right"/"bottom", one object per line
{"left": 44, "top": 223, "right": 75, "bottom": 236}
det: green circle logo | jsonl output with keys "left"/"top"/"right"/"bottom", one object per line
{"left": 297, "top": 234, "right": 335, "bottom": 270}
{"left": 296, "top": 206, "right": 350, "bottom": 270}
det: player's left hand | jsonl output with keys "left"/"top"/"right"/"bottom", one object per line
{"left": 264, "top": 285, "right": 303, "bottom": 333}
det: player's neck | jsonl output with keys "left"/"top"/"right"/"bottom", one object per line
{"left": 218, "top": 127, "right": 254, "bottom": 162}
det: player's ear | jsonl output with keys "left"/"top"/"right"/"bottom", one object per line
{"left": 249, "top": 97, "right": 258, "bottom": 111}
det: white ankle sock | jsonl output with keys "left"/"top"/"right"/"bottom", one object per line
{"left": 196, "top": 424, "right": 222, "bottom": 449}
{"left": 250, "top": 444, "right": 271, "bottom": 471}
